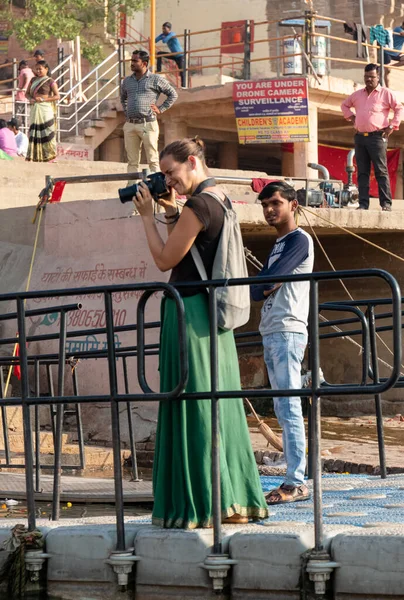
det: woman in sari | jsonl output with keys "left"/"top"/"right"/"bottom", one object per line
{"left": 133, "top": 137, "right": 269, "bottom": 529}
{"left": 26, "top": 61, "right": 59, "bottom": 162}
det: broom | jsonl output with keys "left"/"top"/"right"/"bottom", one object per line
{"left": 244, "top": 398, "right": 283, "bottom": 452}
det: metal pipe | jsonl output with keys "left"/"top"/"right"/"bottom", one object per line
{"left": 123, "top": 356, "right": 139, "bottom": 481}
{"left": 0, "top": 367, "right": 11, "bottom": 464}
{"left": 72, "top": 369, "right": 86, "bottom": 470}
{"left": 34, "top": 360, "right": 41, "bottom": 492}
{"left": 346, "top": 149, "right": 355, "bottom": 169}
{"left": 105, "top": 292, "right": 126, "bottom": 552}
{"left": 209, "top": 286, "right": 221, "bottom": 554}
{"left": 368, "top": 306, "right": 387, "bottom": 478}
{"left": 150, "top": 0, "right": 156, "bottom": 71}
{"left": 52, "top": 310, "right": 67, "bottom": 520}
{"left": 309, "top": 281, "right": 324, "bottom": 552}
{"left": 307, "top": 162, "right": 330, "bottom": 181}
{"left": 16, "top": 298, "right": 36, "bottom": 531}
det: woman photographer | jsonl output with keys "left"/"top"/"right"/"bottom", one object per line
{"left": 134, "top": 137, "right": 268, "bottom": 529}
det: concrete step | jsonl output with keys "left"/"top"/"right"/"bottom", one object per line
{"left": 83, "top": 127, "right": 96, "bottom": 137}
{"left": 1, "top": 432, "right": 69, "bottom": 453}
{"left": 0, "top": 444, "right": 128, "bottom": 468}
{"left": 100, "top": 109, "right": 118, "bottom": 119}
{"left": 90, "top": 119, "right": 107, "bottom": 128}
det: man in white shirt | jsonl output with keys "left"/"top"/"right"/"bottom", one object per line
{"left": 251, "top": 181, "right": 314, "bottom": 505}
{"left": 7, "top": 117, "right": 29, "bottom": 158}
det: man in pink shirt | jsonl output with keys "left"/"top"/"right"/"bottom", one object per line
{"left": 341, "top": 63, "right": 404, "bottom": 211}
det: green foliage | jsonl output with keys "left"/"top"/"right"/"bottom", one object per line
{"left": 0, "top": 0, "right": 149, "bottom": 52}
{"left": 81, "top": 41, "right": 104, "bottom": 65}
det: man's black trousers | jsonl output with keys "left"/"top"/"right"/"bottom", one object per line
{"left": 156, "top": 52, "right": 185, "bottom": 86}
{"left": 354, "top": 132, "right": 392, "bottom": 209}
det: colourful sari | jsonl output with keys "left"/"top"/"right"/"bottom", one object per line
{"left": 26, "top": 76, "right": 57, "bottom": 162}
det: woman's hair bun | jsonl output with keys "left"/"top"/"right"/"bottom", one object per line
{"left": 191, "top": 136, "right": 205, "bottom": 150}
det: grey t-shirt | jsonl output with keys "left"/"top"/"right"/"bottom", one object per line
{"left": 251, "top": 228, "right": 314, "bottom": 335}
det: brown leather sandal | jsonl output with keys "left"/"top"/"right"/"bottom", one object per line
{"left": 222, "top": 514, "right": 249, "bottom": 524}
{"left": 265, "top": 483, "right": 310, "bottom": 505}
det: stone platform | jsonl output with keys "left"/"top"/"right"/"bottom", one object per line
{"left": 0, "top": 474, "right": 404, "bottom": 599}
{"left": 0, "top": 471, "right": 153, "bottom": 503}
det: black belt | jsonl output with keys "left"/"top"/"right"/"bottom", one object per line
{"left": 356, "top": 130, "right": 384, "bottom": 137}
{"left": 128, "top": 116, "right": 156, "bottom": 124}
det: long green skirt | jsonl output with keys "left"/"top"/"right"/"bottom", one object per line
{"left": 152, "top": 293, "right": 268, "bottom": 529}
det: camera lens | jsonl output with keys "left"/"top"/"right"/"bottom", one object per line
{"left": 118, "top": 184, "right": 139, "bottom": 204}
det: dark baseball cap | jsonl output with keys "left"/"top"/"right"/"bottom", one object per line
{"left": 34, "top": 49, "right": 45, "bottom": 56}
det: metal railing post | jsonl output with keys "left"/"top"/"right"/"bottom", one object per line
{"left": 51, "top": 310, "right": 68, "bottom": 521}
{"left": 118, "top": 38, "right": 123, "bottom": 90}
{"left": 34, "top": 360, "right": 41, "bottom": 493}
{"left": 105, "top": 291, "right": 126, "bottom": 552}
{"left": 309, "top": 280, "right": 324, "bottom": 552}
{"left": 95, "top": 65, "right": 100, "bottom": 119}
{"left": 276, "top": 21, "right": 281, "bottom": 77}
{"left": 72, "top": 369, "right": 86, "bottom": 470}
{"left": 209, "top": 286, "right": 221, "bottom": 554}
{"left": 74, "top": 94, "right": 79, "bottom": 136}
{"left": 367, "top": 305, "right": 387, "bottom": 478}
{"left": 16, "top": 297, "right": 36, "bottom": 531}
{"left": 123, "top": 356, "right": 140, "bottom": 481}
{"left": 243, "top": 20, "right": 251, "bottom": 80}
{"left": 0, "top": 367, "right": 11, "bottom": 465}
{"left": 183, "top": 29, "right": 190, "bottom": 88}
{"left": 379, "top": 44, "right": 385, "bottom": 87}
{"left": 304, "top": 10, "right": 311, "bottom": 75}
{"left": 12, "top": 57, "right": 17, "bottom": 97}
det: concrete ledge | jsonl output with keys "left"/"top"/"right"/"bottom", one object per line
{"left": 238, "top": 204, "right": 404, "bottom": 235}
{"left": 134, "top": 527, "right": 219, "bottom": 589}
{"left": 46, "top": 524, "right": 145, "bottom": 582}
{"left": 230, "top": 529, "right": 315, "bottom": 599}
{"left": 332, "top": 532, "right": 404, "bottom": 598}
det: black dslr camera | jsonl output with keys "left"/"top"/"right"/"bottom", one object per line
{"left": 119, "top": 172, "right": 169, "bottom": 204}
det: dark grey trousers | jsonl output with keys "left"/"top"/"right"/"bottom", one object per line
{"left": 354, "top": 132, "right": 392, "bottom": 209}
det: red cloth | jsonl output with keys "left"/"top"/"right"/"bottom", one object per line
{"left": 50, "top": 180, "right": 66, "bottom": 203}
{"left": 251, "top": 178, "right": 279, "bottom": 193}
{"left": 317, "top": 144, "right": 400, "bottom": 198}
{"left": 14, "top": 342, "right": 21, "bottom": 380}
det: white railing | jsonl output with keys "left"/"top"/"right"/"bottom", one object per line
{"left": 10, "top": 51, "right": 121, "bottom": 141}
{"left": 57, "top": 51, "right": 120, "bottom": 138}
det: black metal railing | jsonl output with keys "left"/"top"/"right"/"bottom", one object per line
{"left": 0, "top": 268, "right": 401, "bottom": 556}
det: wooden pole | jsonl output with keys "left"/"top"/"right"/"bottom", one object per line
{"left": 150, "top": 0, "right": 156, "bottom": 71}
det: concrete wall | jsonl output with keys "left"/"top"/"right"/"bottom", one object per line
{"left": 0, "top": 198, "right": 168, "bottom": 445}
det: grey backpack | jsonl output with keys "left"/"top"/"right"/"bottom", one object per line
{"left": 190, "top": 191, "right": 251, "bottom": 331}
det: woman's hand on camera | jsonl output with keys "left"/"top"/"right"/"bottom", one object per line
{"left": 157, "top": 187, "right": 177, "bottom": 216}
{"left": 133, "top": 182, "right": 154, "bottom": 217}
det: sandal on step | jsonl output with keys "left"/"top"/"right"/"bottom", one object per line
{"left": 265, "top": 483, "right": 310, "bottom": 505}
{"left": 222, "top": 514, "right": 249, "bottom": 524}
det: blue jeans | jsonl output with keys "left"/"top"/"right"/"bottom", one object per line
{"left": 263, "top": 332, "right": 307, "bottom": 486}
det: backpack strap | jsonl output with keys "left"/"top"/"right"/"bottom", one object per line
{"left": 189, "top": 191, "right": 230, "bottom": 283}
{"left": 199, "top": 190, "right": 232, "bottom": 212}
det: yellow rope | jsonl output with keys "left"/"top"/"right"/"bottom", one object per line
{"left": 3, "top": 208, "right": 44, "bottom": 399}
{"left": 299, "top": 206, "right": 404, "bottom": 374}
{"left": 300, "top": 205, "right": 404, "bottom": 263}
